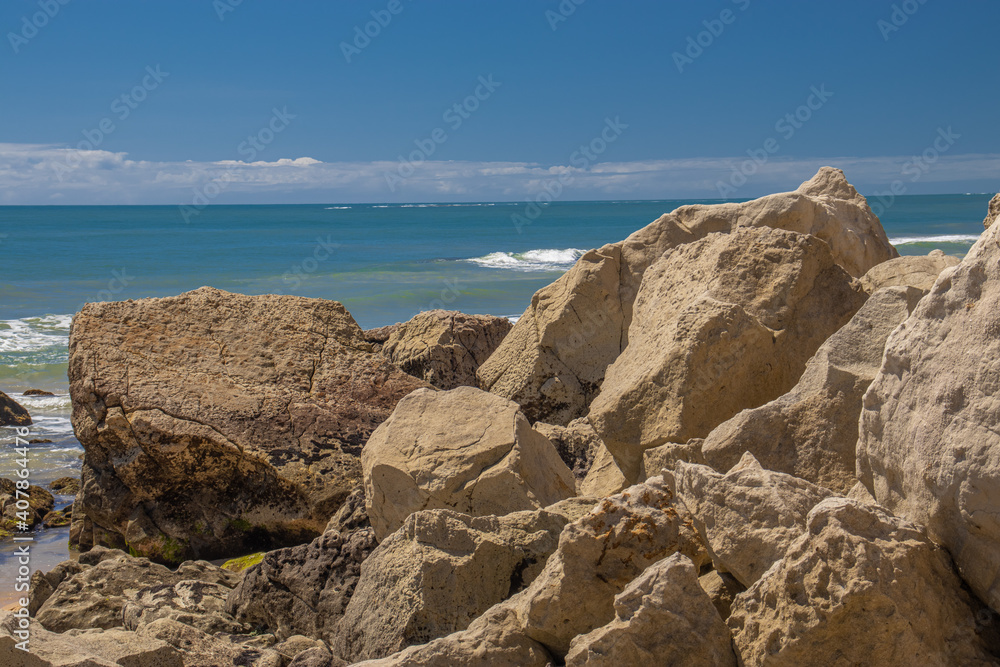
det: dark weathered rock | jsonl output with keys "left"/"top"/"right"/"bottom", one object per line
{"left": 48, "top": 476, "right": 81, "bottom": 495}
{"left": 34, "top": 548, "right": 240, "bottom": 633}
{"left": 23, "top": 388, "right": 55, "bottom": 396}
{"left": 227, "top": 528, "right": 378, "bottom": 642}
{"left": 0, "top": 478, "right": 53, "bottom": 531}
{"left": 381, "top": 310, "right": 511, "bottom": 390}
{"left": 0, "top": 390, "right": 31, "bottom": 426}
{"left": 68, "top": 287, "right": 430, "bottom": 563}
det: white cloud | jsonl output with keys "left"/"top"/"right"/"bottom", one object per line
{"left": 0, "top": 143, "right": 996, "bottom": 205}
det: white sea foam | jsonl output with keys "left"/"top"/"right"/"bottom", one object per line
{"left": 324, "top": 206, "right": 351, "bottom": 209}
{"left": 0, "top": 314, "right": 73, "bottom": 355}
{"left": 889, "top": 234, "right": 980, "bottom": 246}
{"left": 465, "top": 248, "right": 586, "bottom": 272}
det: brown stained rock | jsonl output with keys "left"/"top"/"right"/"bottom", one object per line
{"left": 68, "top": 287, "right": 430, "bottom": 562}
{"left": 0, "top": 390, "right": 31, "bottom": 426}
{"left": 381, "top": 310, "right": 511, "bottom": 390}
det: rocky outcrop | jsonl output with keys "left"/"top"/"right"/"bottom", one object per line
{"left": 33, "top": 547, "right": 240, "bottom": 633}
{"left": 984, "top": 193, "right": 1000, "bottom": 229}
{"left": 564, "top": 554, "right": 737, "bottom": 666}
{"left": 362, "top": 386, "right": 576, "bottom": 540}
{"left": 49, "top": 476, "right": 81, "bottom": 495}
{"left": 1, "top": 611, "right": 183, "bottom": 667}
{"left": 381, "top": 310, "right": 511, "bottom": 390}
{"left": 68, "top": 287, "right": 429, "bottom": 563}
{"left": 728, "top": 498, "right": 996, "bottom": 665}
{"left": 672, "top": 454, "right": 834, "bottom": 586}
{"left": 858, "top": 220, "right": 1000, "bottom": 613}
{"left": 701, "top": 286, "right": 923, "bottom": 493}
{"left": 0, "top": 390, "right": 31, "bottom": 426}
{"left": 352, "top": 606, "right": 553, "bottom": 667}
{"left": 578, "top": 444, "right": 628, "bottom": 497}
{"left": 123, "top": 580, "right": 247, "bottom": 634}
{"left": 226, "top": 528, "right": 378, "bottom": 642}
{"left": 334, "top": 507, "right": 572, "bottom": 662}
{"left": 589, "top": 226, "right": 868, "bottom": 480}
{"left": 477, "top": 168, "right": 895, "bottom": 425}
{"left": 639, "top": 440, "right": 706, "bottom": 480}
{"left": 1, "top": 478, "right": 53, "bottom": 532}
{"left": 134, "top": 618, "right": 287, "bottom": 667}
{"left": 859, "top": 249, "right": 960, "bottom": 293}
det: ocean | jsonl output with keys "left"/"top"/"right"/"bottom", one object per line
{"left": 0, "top": 193, "right": 991, "bottom": 587}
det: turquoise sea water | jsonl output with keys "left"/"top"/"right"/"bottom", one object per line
{"left": 0, "top": 194, "right": 992, "bottom": 591}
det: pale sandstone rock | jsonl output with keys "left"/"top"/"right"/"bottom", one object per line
{"left": 226, "top": 528, "right": 377, "bottom": 642}
{"left": 672, "top": 454, "right": 834, "bottom": 587}
{"left": 578, "top": 443, "right": 628, "bottom": 497}
{"left": 353, "top": 478, "right": 706, "bottom": 664}
{"left": 68, "top": 287, "right": 429, "bottom": 562}
{"left": 860, "top": 249, "right": 960, "bottom": 292}
{"left": 858, "top": 220, "right": 1000, "bottom": 612}
{"left": 381, "top": 310, "right": 511, "bottom": 389}
{"left": 984, "top": 193, "right": 1000, "bottom": 229}
{"left": 564, "top": 554, "right": 737, "bottom": 667}
{"left": 589, "top": 226, "right": 868, "bottom": 480}
{"left": 507, "top": 477, "right": 708, "bottom": 657}
{"left": 35, "top": 549, "right": 239, "bottom": 633}
{"left": 1, "top": 611, "right": 182, "bottom": 667}
{"left": 351, "top": 606, "right": 553, "bottom": 667}
{"left": 333, "top": 508, "right": 570, "bottom": 662}
{"left": 477, "top": 168, "right": 894, "bottom": 425}
{"left": 362, "top": 386, "right": 576, "bottom": 540}
{"left": 639, "top": 440, "right": 706, "bottom": 480}
{"left": 728, "top": 498, "right": 997, "bottom": 666}
{"left": 698, "top": 569, "right": 745, "bottom": 621}
{"left": 701, "top": 286, "right": 923, "bottom": 494}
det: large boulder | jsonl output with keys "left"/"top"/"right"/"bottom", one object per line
{"left": 564, "top": 553, "right": 737, "bottom": 667}
{"left": 858, "top": 220, "right": 1000, "bottom": 612}
{"left": 381, "top": 310, "right": 511, "bottom": 390}
{"left": 68, "top": 287, "right": 429, "bottom": 563}
{"left": 728, "top": 498, "right": 997, "bottom": 665}
{"left": 984, "top": 193, "right": 1000, "bottom": 229}
{"left": 859, "top": 249, "right": 960, "bottom": 293}
{"left": 226, "top": 527, "right": 378, "bottom": 642}
{"left": 531, "top": 418, "right": 603, "bottom": 481}
{"left": 701, "top": 286, "right": 923, "bottom": 493}
{"left": 1, "top": 478, "right": 54, "bottom": 532}
{"left": 34, "top": 548, "right": 240, "bottom": 633}
{"left": 477, "top": 168, "right": 895, "bottom": 425}
{"left": 589, "top": 226, "right": 868, "bottom": 480}
{"left": 671, "top": 454, "right": 834, "bottom": 587}
{"left": 333, "top": 507, "right": 573, "bottom": 662}
{"left": 362, "top": 386, "right": 576, "bottom": 540}
{"left": 503, "top": 477, "right": 708, "bottom": 658}
{"left": 0, "top": 390, "right": 31, "bottom": 426}
{"left": 123, "top": 580, "right": 247, "bottom": 635}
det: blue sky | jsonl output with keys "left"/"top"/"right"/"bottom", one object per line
{"left": 0, "top": 0, "right": 997, "bottom": 204}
